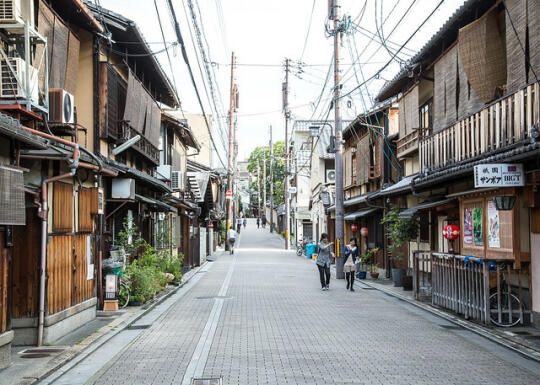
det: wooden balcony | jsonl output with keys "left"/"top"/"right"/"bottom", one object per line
{"left": 420, "top": 83, "right": 539, "bottom": 172}
{"left": 117, "top": 121, "right": 160, "bottom": 166}
{"left": 396, "top": 128, "right": 430, "bottom": 159}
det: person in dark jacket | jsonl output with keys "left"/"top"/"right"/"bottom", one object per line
{"left": 343, "top": 238, "right": 359, "bottom": 291}
{"left": 256, "top": 217, "right": 260, "bottom": 228}
{"left": 316, "top": 233, "right": 334, "bottom": 290}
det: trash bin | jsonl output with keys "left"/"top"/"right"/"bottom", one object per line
{"left": 306, "top": 243, "right": 316, "bottom": 259}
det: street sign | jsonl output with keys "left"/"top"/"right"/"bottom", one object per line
{"left": 289, "top": 187, "right": 297, "bottom": 194}
{"left": 474, "top": 164, "right": 524, "bottom": 187}
{"left": 226, "top": 190, "right": 232, "bottom": 199}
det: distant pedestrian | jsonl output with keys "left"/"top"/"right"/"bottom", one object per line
{"left": 227, "top": 228, "right": 237, "bottom": 254}
{"left": 344, "top": 238, "right": 359, "bottom": 291}
{"left": 262, "top": 216, "right": 267, "bottom": 228}
{"left": 236, "top": 218, "right": 242, "bottom": 233}
{"left": 243, "top": 218, "right": 247, "bottom": 228}
{"left": 316, "top": 233, "right": 334, "bottom": 291}
{"left": 256, "top": 217, "right": 260, "bottom": 228}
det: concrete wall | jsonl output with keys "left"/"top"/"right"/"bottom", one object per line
{"left": 183, "top": 114, "right": 213, "bottom": 168}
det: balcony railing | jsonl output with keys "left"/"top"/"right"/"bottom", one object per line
{"left": 419, "top": 83, "right": 539, "bottom": 172}
{"left": 118, "top": 121, "right": 160, "bottom": 165}
{"left": 396, "top": 128, "right": 430, "bottom": 159}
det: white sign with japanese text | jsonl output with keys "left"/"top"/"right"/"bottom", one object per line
{"left": 474, "top": 164, "right": 524, "bottom": 187}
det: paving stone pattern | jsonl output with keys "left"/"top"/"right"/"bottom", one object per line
{"left": 89, "top": 221, "right": 540, "bottom": 385}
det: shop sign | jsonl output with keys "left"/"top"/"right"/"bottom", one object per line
{"left": 474, "top": 164, "right": 524, "bottom": 187}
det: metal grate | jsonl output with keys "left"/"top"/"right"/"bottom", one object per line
{"left": 439, "top": 324, "right": 464, "bottom": 330}
{"left": 192, "top": 378, "right": 222, "bottom": 385}
{"left": 0, "top": 165, "right": 25, "bottom": 225}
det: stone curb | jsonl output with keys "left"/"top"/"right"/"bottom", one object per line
{"left": 24, "top": 259, "right": 214, "bottom": 385}
{"left": 353, "top": 273, "right": 540, "bottom": 364}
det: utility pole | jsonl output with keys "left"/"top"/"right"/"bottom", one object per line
{"left": 269, "top": 125, "right": 274, "bottom": 232}
{"left": 257, "top": 159, "right": 261, "bottom": 216}
{"left": 332, "top": 0, "right": 345, "bottom": 279}
{"left": 263, "top": 155, "right": 267, "bottom": 219}
{"left": 283, "top": 58, "right": 290, "bottom": 250}
{"left": 225, "top": 52, "right": 236, "bottom": 250}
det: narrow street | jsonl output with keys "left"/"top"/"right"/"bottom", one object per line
{"left": 37, "top": 219, "right": 540, "bottom": 385}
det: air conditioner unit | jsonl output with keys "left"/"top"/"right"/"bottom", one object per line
{"left": 111, "top": 178, "right": 135, "bottom": 200}
{"left": 0, "top": 57, "right": 38, "bottom": 101}
{"left": 0, "top": 0, "right": 35, "bottom": 28}
{"left": 154, "top": 164, "right": 171, "bottom": 181}
{"left": 326, "top": 169, "right": 336, "bottom": 183}
{"left": 171, "top": 171, "right": 184, "bottom": 191}
{"left": 49, "top": 89, "right": 75, "bottom": 124}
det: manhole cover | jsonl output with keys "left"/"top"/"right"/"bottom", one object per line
{"left": 192, "top": 378, "right": 222, "bottom": 385}
{"left": 20, "top": 353, "right": 51, "bottom": 359}
{"left": 20, "top": 348, "right": 64, "bottom": 354}
{"left": 196, "top": 296, "right": 232, "bottom": 300}
{"left": 128, "top": 324, "right": 152, "bottom": 330}
{"left": 439, "top": 324, "right": 463, "bottom": 330}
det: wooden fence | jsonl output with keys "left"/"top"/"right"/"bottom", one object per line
{"left": 419, "top": 83, "right": 539, "bottom": 172}
{"left": 414, "top": 252, "right": 532, "bottom": 326}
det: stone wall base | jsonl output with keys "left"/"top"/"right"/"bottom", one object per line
{"left": 0, "top": 330, "right": 14, "bottom": 369}
{"left": 12, "top": 297, "right": 97, "bottom": 346}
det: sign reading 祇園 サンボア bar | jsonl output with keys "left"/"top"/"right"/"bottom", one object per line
{"left": 473, "top": 164, "right": 524, "bottom": 188}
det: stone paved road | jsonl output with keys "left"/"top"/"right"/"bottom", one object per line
{"left": 64, "top": 220, "right": 540, "bottom": 385}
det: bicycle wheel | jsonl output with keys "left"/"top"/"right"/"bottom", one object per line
{"left": 489, "top": 292, "right": 522, "bottom": 327}
{"left": 118, "top": 276, "right": 131, "bottom": 309}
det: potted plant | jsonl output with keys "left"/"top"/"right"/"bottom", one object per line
{"left": 357, "top": 247, "right": 378, "bottom": 280}
{"left": 129, "top": 295, "right": 143, "bottom": 306}
{"left": 370, "top": 263, "right": 379, "bottom": 279}
{"left": 382, "top": 206, "right": 419, "bottom": 287}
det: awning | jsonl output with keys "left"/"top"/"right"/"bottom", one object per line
{"left": 344, "top": 193, "right": 371, "bottom": 207}
{"left": 398, "top": 199, "right": 454, "bottom": 218}
{"left": 378, "top": 174, "right": 418, "bottom": 196}
{"left": 163, "top": 195, "right": 199, "bottom": 212}
{"left": 102, "top": 158, "right": 172, "bottom": 193}
{"left": 344, "top": 208, "right": 379, "bottom": 221}
{"left": 0, "top": 113, "right": 48, "bottom": 149}
{"left": 135, "top": 194, "right": 177, "bottom": 214}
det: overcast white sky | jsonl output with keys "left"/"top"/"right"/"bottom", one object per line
{"left": 100, "top": 0, "right": 466, "bottom": 165}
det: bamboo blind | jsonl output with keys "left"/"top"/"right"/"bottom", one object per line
{"left": 53, "top": 182, "right": 73, "bottom": 233}
{"left": 434, "top": 46, "right": 458, "bottom": 131}
{"left": 398, "top": 86, "right": 419, "bottom": 137}
{"left": 0, "top": 232, "right": 8, "bottom": 333}
{"left": 50, "top": 16, "right": 69, "bottom": 89}
{"left": 64, "top": 32, "right": 80, "bottom": 96}
{"left": 506, "top": 0, "right": 527, "bottom": 92}
{"left": 356, "top": 134, "right": 370, "bottom": 185}
{"left": 458, "top": 8, "right": 507, "bottom": 104}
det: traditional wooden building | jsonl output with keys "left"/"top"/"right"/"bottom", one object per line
{"left": 376, "top": 0, "right": 540, "bottom": 325}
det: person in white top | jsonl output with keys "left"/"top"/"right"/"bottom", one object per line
{"left": 227, "top": 228, "right": 237, "bottom": 254}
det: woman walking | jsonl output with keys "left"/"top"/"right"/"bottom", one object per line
{"left": 316, "top": 233, "right": 333, "bottom": 291}
{"left": 344, "top": 238, "right": 359, "bottom": 291}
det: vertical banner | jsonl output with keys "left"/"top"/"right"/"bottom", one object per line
{"left": 473, "top": 207, "right": 483, "bottom": 246}
{"left": 487, "top": 200, "right": 500, "bottom": 248}
{"left": 464, "top": 208, "right": 473, "bottom": 244}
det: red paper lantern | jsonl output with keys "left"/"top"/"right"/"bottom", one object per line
{"left": 443, "top": 224, "right": 459, "bottom": 240}
{"left": 351, "top": 224, "right": 358, "bottom": 232}
{"left": 360, "top": 227, "right": 368, "bottom": 237}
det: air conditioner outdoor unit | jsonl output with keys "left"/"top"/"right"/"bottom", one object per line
{"left": 49, "top": 89, "right": 75, "bottom": 124}
{"left": 171, "top": 170, "right": 183, "bottom": 191}
{"left": 0, "top": 0, "right": 35, "bottom": 28}
{"left": 326, "top": 169, "right": 336, "bottom": 183}
{"left": 0, "top": 57, "right": 38, "bottom": 101}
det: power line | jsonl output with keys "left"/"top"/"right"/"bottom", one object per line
{"left": 165, "top": 0, "right": 227, "bottom": 168}
{"left": 298, "top": 0, "right": 316, "bottom": 62}
{"left": 340, "top": 0, "right": 446, "bottom": 101}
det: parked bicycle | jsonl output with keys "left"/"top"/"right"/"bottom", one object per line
{"left": 488, "top": 263, "right": 525, "bottom": 327}
{"left": 296, "top": 238, "right": 311, "bottom": 257}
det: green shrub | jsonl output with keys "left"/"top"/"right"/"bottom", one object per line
{"left": 158, "top": 252, "right": 184, "bottom": 283}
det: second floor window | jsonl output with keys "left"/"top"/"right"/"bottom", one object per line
{"left": 419, "top": 99, "right": 433, "bottom": 129}
{"left": 352, "top": 153, "right": 357, "bottom": 177}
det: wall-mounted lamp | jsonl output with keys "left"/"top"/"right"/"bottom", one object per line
{"left": 493, "top": 196, "right": 515, "bottom": 211}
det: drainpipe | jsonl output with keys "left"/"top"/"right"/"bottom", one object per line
{"left": 37, "top": 145, "right": 79, "bottom": 346}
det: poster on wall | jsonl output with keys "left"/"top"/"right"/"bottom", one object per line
{"left": 464, "top": 208, "right": 473, "bottom": 244}
{"left": 473, "top": 207, "right": 483, "bottom": 246}
{"left": 487, "top": 200, "right": 500, "bottom": 248}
